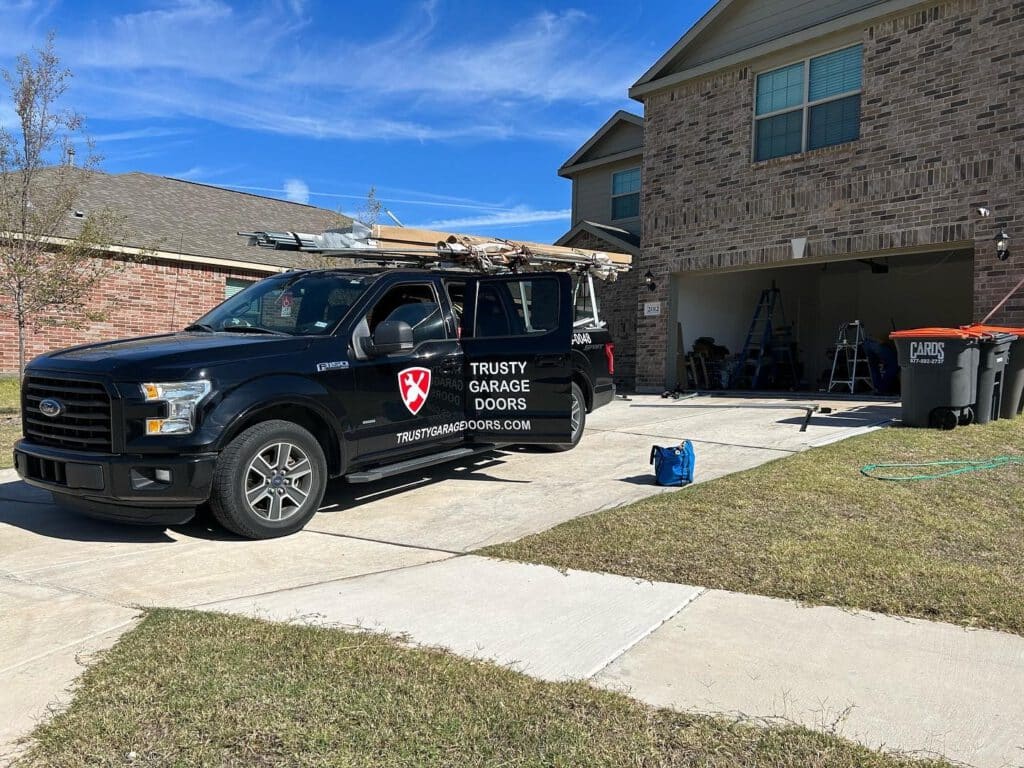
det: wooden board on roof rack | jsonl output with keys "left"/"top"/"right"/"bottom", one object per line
{"left": 370, "top": 225, "right": 633, "bottom": 267}
{"left": 239, "top": 223, "right": 632, "bottom": 281}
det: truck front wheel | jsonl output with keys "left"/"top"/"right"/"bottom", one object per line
{"left": 209, "top": 420, "right": 328, "bottom": 538}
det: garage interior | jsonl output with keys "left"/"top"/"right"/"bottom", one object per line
{"left": 669, "top": 249, "right": 975, "bottom": 395}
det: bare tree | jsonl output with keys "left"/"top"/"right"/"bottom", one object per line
{"left": 0, "top": 34, "right": 126, "bottom": 380}
{"left": 356, "top": 185, "right": 383, "bottom": 229}
{"left": 308, "top": 186, "right": 382, "bottom": 270}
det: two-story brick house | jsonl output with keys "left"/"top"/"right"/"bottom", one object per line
{"left": 618, "top": 0, "right": 1021, "bottom": 391}
{"left": 556, "top": 111, "right": 644, "bottom": 386}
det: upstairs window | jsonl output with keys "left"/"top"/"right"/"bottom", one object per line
{"left": 611, "top": 168, "right": 640, "bottom": 220}
{"left": 754, "top": 44, "right": 863, "bottom": 162}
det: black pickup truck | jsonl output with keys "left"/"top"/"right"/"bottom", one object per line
{"left": 14, "top": 267, "right": 615, "bottom": 538}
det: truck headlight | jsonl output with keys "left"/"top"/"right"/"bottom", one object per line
{"left": 140, "top": 380, "right": 212, "bottom": 435}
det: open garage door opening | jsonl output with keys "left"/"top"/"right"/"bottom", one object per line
{"left": 670, "top": 249, "right": 974, "bottom": 397}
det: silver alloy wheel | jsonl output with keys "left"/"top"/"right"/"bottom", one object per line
{"left": 570, "top": 390, "right": 583, "bottom": 438}
{"left": 243, "top": 441, "right": 315, "bottom": 522}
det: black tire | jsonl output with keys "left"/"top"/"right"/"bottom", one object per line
{"left": 548, "top": 382, "right": 587, "bottom": 452}
{"left": 928, "top": 408, "right": 958, "bottom": 431}
{"left": 958, "top": 407, "right": 975, "bottom": 427}
{"left": 209, "top": 420, "right": 327, "bottom": 539}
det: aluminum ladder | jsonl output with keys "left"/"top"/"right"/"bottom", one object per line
{"left": 731, "top": 286, "right": 798, "bottom": 389}
{"left": 828, "top": 321, "right": 875, "bottom": 394}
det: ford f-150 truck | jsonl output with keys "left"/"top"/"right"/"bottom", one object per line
{"left": 14, "top": 267, "right": 615, "bottom": 538}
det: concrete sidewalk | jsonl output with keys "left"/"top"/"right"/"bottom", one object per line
{"left": 1, "top": 395, "right": 915, "bottom": 763}
{"left": 210, "top": 555, "right": 1024, "bottom": 768}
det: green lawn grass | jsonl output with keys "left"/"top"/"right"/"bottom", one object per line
{"left": 0, "top": 377, "right": 19, "bottom": 469}
{"left": 16, "top": 609, "right": 949, "bottom": 768}
{"left": 480, "top": 419, "right": 1024, "bottom": 636}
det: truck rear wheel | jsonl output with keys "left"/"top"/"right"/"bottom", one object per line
{"left": 209, "top": 420, "right": 327, "bottom": 538}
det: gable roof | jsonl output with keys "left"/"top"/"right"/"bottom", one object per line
{"left": 631, "top": 0, "right": 736, "bottom": 92}
{"left": 558, "top": 111, "right": 643, "bottom": 177}
{"left": 44, "top": 168, "right": 347, "bottom": 271}
{"left": 630, "top": 0, "right": 922, "bottom": 99}
{"left": 555, "top": 221, "right": 640, "bottom": 256}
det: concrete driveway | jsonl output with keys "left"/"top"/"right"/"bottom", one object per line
{"left": 0, "top": 394, "right": 896, "bottom": 759}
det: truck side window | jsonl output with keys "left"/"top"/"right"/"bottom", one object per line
{"left": 366, "top": 283, "right": 447, "bottom": 345}
{"left": 474, "top": 278, "right": 559, "bottom": 338}
{"left": 573, "top": 275, "right": 599, "bottom": 326}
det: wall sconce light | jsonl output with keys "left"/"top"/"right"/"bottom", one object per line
{"left": 995, "top": 228, "right": 1011, "bottom": 261}
{"left": 644, "top": 270, "right": 657, "bottom": 292}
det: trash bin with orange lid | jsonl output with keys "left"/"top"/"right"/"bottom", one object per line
{"left": 890, "top": 328, "right": 982, "bottom": 429}
{"left": 962, "top": 324, "right": 1023, "bottom": 421}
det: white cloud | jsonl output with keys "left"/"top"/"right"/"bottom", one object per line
{"left": 0, "top": 2, "right": 636, "bottom": 144}
{"left": 70, "top": 0, "right": 300, "bottom": 82}
{"left": 91, "top": 127, "right": 184, "bottom": 143}
{"left": 283, "top": 178, "right": 310, "bottom": 205}
{"left": 423, "top": 206, "right": 571, "bottom": 230}
{"left": 213, "top": 182, "right": 520, "bottom": 216}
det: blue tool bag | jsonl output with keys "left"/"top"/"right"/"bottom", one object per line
{"left": 650, "top": 442, "right": 695, "bottom": 487}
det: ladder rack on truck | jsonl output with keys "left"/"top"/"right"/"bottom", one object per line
{"left": 238, "top": 224, "right": 632, "bottom": 282}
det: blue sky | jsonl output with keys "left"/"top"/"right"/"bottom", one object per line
{"left": 0, "top": 0, "right": 715, "bottom": 243}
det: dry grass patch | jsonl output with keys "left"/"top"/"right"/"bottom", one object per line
{"left": 0, "top": 377, "right": 19, "bottom": 469}
{"left": 480, "top": 419, "right": 1024, "bottom": 635}
{"left": 17, "top": 610, "right": 949, "bottom": 768}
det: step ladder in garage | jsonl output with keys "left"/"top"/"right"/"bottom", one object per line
{"left": 827, "top": 321, "right": 875, "bottom": 394}
{"left": 731, "top": 285, "right": 799, "bottom": 390}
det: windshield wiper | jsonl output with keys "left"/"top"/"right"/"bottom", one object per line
{"left": 221, "top": 326, "right": 289, "bottom": 336}
{"left": 184, "top": 323, "right": 215, "bottom": 333}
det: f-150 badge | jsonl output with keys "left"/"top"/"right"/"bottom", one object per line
{"left": 398, "top": 367, "right": 431, "bottom": 415}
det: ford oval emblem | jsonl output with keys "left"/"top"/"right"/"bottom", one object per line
{"left": 38, "top": 398, "right": 64, "bottom": 418}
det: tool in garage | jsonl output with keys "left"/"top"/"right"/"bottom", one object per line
{"left": 731, "top": 284, "right": 799, "bottom": 389}
{"left": 828, "top": 321, "right": 875, "bottom": 394}
{"left": 675, "top": 323, "right": 709, "bottom": 391}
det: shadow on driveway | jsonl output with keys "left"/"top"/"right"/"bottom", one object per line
{"left": 317, "top": 451, "right": 529, "bottom": 515}
{"left": 0, "top": 479, "right": 243, "bottom": 544}
{"left": 1, "top": 449, "right": 532, "bottom": 541}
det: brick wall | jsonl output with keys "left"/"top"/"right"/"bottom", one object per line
{"left": 0, "top": 254, "right": 270, "bottom": 373}
{"left": 636, "top": 0, "right": 1024, "bottom": 389}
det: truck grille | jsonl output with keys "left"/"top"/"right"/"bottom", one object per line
{"left": 23, "top": 375, "right": 113, "bottom": 452}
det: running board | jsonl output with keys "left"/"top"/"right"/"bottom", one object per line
{"left": 344, "top": 445, "right": 497, "bottom": 484}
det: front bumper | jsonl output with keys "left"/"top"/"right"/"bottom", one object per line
{"left": 13, "top": 440, "right": 217, "bottom": 525}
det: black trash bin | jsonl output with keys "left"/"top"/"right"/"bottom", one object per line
{"left": 972, "top": 331, "right": 1017, "bottom": 424}
{"left": 891, "top": 328, "right": 981, "bottom": 429}
{"left": 964, "top": 325, "right": 1024, "bottom": 419}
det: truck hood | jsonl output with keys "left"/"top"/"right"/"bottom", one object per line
{"left": 28, "top": 332, "right": 310, "bottom": 379}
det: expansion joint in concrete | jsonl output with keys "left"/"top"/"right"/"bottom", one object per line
{"left": 585, "top": 586, "right": 708, "bottom": 680}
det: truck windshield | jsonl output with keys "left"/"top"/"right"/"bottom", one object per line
{"left": 191, "top": 272, "right": 374, "bottom": 336}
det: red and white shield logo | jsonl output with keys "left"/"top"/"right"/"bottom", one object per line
{"left": 398, "top": 367, "right": 431, "bottom": 415}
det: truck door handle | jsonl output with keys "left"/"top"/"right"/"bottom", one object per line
{"left": 440, "top": 360, "right": 460, "bottom": 374}
{"left": 536, "top": 354, "right": 564, "bottom": 368}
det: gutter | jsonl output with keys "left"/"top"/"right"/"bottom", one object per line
{"left": 1, "top": 231, "right": 291, "bottom": 275}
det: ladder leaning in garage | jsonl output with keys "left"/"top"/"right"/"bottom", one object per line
{"left": 731, "top": 285, "right": 799, "bottom": 389}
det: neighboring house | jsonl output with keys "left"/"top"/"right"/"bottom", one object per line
{"left": 0, "top": 169, "right": 347, "bottom": 373}
{"left": 621, "top": 0, "right": 1022, "bottom": 391}
{"left": 556, "top": 110, "right": 644, "bottom": 386}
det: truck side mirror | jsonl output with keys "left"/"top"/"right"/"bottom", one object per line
{"left": 370, "top": 320, "right": 414, "bottom": 356}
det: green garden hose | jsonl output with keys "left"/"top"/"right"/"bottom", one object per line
{"left": 861, "top": 456, "right": 1024, "bottom": 481}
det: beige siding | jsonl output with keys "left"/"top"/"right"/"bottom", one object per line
{"left": 572, "top": 158, "right": 642, "bottom": 235}
{"left": 576, "top": 122, "right": 644, "bottom": 165}
{"left": 664, "top": 0, "right": 886, "bottom": 73}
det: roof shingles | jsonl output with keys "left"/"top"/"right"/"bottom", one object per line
{"left": 57, "top": 169, "right": 348, "bottom": 271}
